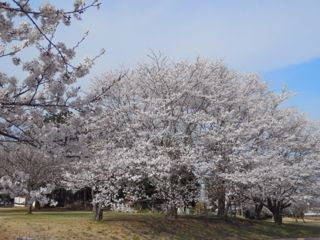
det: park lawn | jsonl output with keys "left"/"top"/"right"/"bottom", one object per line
{"left": 0, "top": 208, "right": 320, "bottom": 240}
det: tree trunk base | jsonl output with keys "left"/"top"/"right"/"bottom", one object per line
{"left": 166, "top": 205, "right": 178, "bottom": 221}
{"left": 93, "top": 203, "right": 104, "bottom": 221}
{"left": 273, "top": 211, "right": 283, "bottom": 225}
{"left": 27, "top": 204, "right": 33, "bottom": 214}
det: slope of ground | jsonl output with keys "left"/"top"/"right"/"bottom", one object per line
{"left": 0, "top": 208, "right": 319, "bottom": 240}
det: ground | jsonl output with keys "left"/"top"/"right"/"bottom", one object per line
{"left": 0, "top": 208, "right": 320, "bottom": 240}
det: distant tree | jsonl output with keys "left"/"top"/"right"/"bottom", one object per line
{"left": 0, "top": 144, "right": 62, "bottom": 213}
{"left": 226, "top": 112, "right": 320, "bottom": 224}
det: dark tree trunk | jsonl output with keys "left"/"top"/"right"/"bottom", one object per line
{"left": 266, "top": 198, "right": 288, "bottom": 225}
{"left": 26, "top": 193, "right": 33, "bottom": 214}
{"left": 93, "top": 202, "right": 103, "bottom": 221}
{"left": 223, "top": 200, "right": 231, "bottom": 220}
{"left": 166, "top": 204, "right": 178, "bottom": 220}
{"left": 34, "top": 200, "right": 41, "bottom": 209}
{"left": 217, "top": 187, "right": 226, "bottom": 217}
{"left": 273, "top": 210, "right": 283, "bottom": 225}
{"left": 27, "top": 204, "right": 33, "bottom": 214}
{"left": 254, "top": 202, "right": 264, "bottom": 219}
{"left": 83, "top": 189, "right": 87, "bottom": 209}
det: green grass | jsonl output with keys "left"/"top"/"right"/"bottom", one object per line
{"left": 0, "top": 208, "right": 320, "bottom": 240}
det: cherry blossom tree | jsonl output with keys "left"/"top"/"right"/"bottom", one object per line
{"left": 123, "top": 56, "right": 206, "bottom": 219}
{"left": 65, "top": 56, "right": 205, "bottom": 220}
{"left": 0, "top": 144, "right": 61, "bottom": 213}
{"left": 204, "top": 81, "right": 320, "bottom": 225}
{"left": 79, "top": 55, "right": 255, "bottom": 220}
{"left": 229, "top": 114, "right": 320, "bottom": 224}
{"left": 75, "top": 54, "right": 320, "bottom": 223}
{"left": 0, "top": 0, "right": 114, "bottom": 214}
{"left": 63, "top": 71, "right": 141, "bottom": 221}
{"left": 0, "top": 0, "right": 102, "bottom": 145}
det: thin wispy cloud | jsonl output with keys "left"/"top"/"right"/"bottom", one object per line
{"left": 4, "top": 0, "right": 320, "bottom": 119}
{"left": 67, "top": 0, "right": 320, "bottom": 72}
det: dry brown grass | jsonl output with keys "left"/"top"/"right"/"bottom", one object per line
{"left": 0, "top": 208, "right": 320, "bottom": 240}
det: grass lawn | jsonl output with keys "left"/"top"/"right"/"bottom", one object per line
{"left": 0, "top": 208, "right": 320, "bottom": 240}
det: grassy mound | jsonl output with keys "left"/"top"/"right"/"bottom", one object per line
{"left": 0, "top": 208, "right": 319, "bottom": 240}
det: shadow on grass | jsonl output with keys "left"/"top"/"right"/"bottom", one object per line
{"left": 97, "top": 214, "right": 257, "bottom": 239}
{"left": 99, "top": 214, "right": 320, "bottom": 240}
{"left": 248, "top": 220, "right": 320, "bottom": 239}
{"left": 1, "top": 208, "right": 320, "bottom": 240}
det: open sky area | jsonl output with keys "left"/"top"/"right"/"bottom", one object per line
{"left": 10, "top": 0, "right": 320, "bottom": 119}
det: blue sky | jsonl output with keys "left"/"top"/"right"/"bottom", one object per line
{"left": 7, "top": 0, "right": 320, "bottom": 119}
{"left": 263, "top": 59, "right": 320, "bottom": 119}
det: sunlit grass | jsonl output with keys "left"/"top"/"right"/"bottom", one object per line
{"left": 0, "top": 208, "right": 319, "bottom": 240}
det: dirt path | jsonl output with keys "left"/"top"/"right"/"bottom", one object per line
{"left": 276, "top": 238, "right": 320, "bottom": 240}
